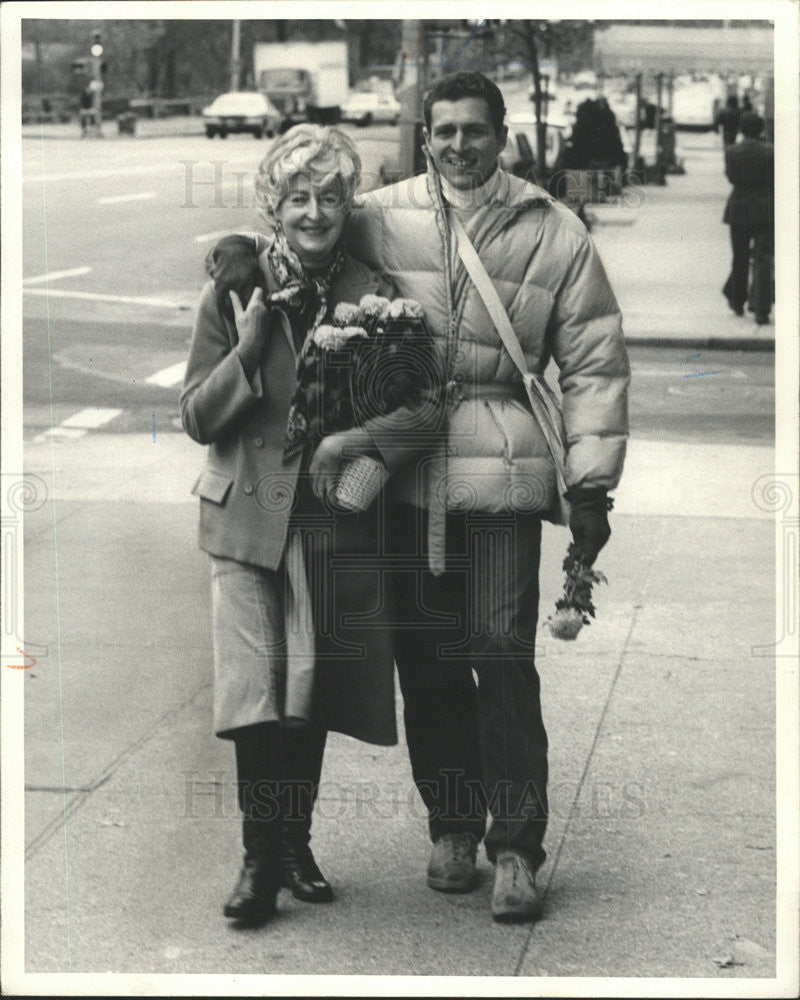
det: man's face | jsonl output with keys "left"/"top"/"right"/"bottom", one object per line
{"left": 424, "top": 97, "right": 507, "bottom": 190}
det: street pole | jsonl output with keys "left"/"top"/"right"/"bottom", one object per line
{"left": 90, "top": 31, "right": 104, "bottom": 137}
{"left": 654, "top": 71, "right": 663, "bottom": 165}
{"left": 633, "top": 72, "right": 642, "bottom": 168}
{"left": 398, "top": 19, "right": 424, "bottom": 180}
{"left": 231, "top": 19, "right": 242, "bottom": 92}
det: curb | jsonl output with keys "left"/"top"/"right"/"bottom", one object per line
{"left": 625, "top": 335, "right": 775, "bottom": 352}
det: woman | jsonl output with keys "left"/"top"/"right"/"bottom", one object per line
{"left": 181, "top": 125, "right": 438, "bottom": 925}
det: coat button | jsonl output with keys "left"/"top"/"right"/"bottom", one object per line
{"left": 244, "top": 483, "right": 254, "bottom": 495}
{"left": 255, "top": 436, "right": 265, "bottom": 448}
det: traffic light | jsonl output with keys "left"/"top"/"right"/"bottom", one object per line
{"left": 91, "top": 29, "right": 103, "bottom": 58}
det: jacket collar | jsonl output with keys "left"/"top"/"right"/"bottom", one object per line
{"left": 423, "top": 147, "right": 553, "bottom": 220}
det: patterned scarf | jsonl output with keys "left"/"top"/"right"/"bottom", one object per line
{"left": 268, "top": 225, "right": 345, "bottom": 462}
{"left": 267, "top": 225, "right": 345, "bottom": 335}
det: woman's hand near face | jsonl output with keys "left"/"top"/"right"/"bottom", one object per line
{"left": 231, "top": 288, "right": 267, "bottom": 381}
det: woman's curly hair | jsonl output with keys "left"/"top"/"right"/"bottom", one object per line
{"left": 254, "top": 124, "right": 362, "bottom": 225}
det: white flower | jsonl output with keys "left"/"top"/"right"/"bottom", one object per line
{"left": 332, "top": 301, "right": 364, "bottom": 327}
{"left": 546, "top": 607, "right": 585, "bottom": 641}
{"left": 359, "top": 294, "right": 392, "bottom": 319}
{"left": 312, "top": 324, "right": 368, "bottom": 350}
{"left": 386, "top": 297, "right": 425, "bottom": 320}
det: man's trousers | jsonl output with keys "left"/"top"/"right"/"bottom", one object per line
{"left": 388, "top": 503, "right": 548, "bottom": 870}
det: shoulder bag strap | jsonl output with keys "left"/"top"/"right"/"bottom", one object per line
{"left": 449, "top": 213, "right": 570, "bottom": 512}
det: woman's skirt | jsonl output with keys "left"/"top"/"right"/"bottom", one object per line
{"left": 210, "top": 476, "right": 397, "bottom": 746}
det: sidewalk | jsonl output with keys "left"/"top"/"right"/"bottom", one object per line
{"left": 588, "top": 131, "right": 775, "bottom": 351}
{"left": 21, "top": 114, "right": 205, "bottom": 142}
{"left": 15, "top": 430, "right": 788, "bottom": 992}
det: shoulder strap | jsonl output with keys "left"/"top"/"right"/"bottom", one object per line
{"left": 449, "top": 212, "right": 570, "bottom": 520}
{"left": 449, "top": 214, "right": 529, "bottom": 379}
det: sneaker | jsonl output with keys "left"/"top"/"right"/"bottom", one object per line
{"left": 491, "top": 850, "right": 543, "bottom": 923}
{"left": 426, "top": 832, "right": 479, "bottom": 893}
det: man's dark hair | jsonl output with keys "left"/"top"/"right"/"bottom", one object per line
{"left": 740, "top": 111, "right": 765, "bottom": 138}
{"left": 422, "top": 71, "right": 506, "bottom": 135}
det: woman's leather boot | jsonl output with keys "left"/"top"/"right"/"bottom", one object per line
{"left": 280, "top": 726, "right": 333, "bottom": 902}
{"left": 224, "top": 723, "right": 282, "bottom": 923}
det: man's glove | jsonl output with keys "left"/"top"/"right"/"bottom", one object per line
{"left": 565, "top": 486, "right": 613, "bottom": 566}
{"left": 205, "top": 234, "right": 264, "bottom": 324}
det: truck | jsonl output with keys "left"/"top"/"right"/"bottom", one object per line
{"left": 253, "top": 40, "right": 349, "bottom": 129}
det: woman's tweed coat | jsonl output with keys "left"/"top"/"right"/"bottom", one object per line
{"left": 181, "top": 249, "right": 405, "bottom": 744}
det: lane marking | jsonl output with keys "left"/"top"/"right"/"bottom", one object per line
{"left": 23, "top": 288, "right": 188, "bottom": 309}
{"left": 22, "top": 154, "right": 259, "bottom": 186}
{"left": 23, "top": 266, "right": 91, "bottom": 285}
{"left": 194, "top": 229, "right": 237, "bottom": 244}
{"left": 61, "top": 408, "right": 123, "bottom": 429}
{"left": 23, "top": 163, "right": 178, "bottom": 185}
{"left": 96, "top": 191, "right": 156, "bottom": 206}
{"left": 145, "top": 361, "right": 186, "bottom": 388}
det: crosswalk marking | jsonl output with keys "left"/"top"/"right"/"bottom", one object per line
{"left": 145, "top": 362, "right": 186, "bottom": 388}
{"left": 23, "top": 266, "right": 92, "bottom": 285}
{"left": 60, "top": 408, "right": 123, "bottom": 429}
{"left": 32, "top": 427, "right": 88, "bottom": 444}
{"left": 31, "top": 408, "right": 123, "bottom": 445}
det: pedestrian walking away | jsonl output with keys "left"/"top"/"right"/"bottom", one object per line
{"left": 348, "top": 71, "right": 630, "bottom": 924}
{"left": 181, "top": 124, "right": 440, "bottom": 927}
{"left": 715, "top": 94, "right": 741, "bottom": 170}
{"left": 722, "top": 111, "right": 774, "bottom": 324}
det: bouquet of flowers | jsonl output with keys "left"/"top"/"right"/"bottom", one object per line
{"left": 545, "top": 543, "right": 608, "bottom": 640}
{"left": 284, "top": 294, "right": 436, "bottom": 511}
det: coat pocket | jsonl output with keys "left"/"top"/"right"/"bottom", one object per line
{"left": 191, "top": 468, "right": 234, "bottom": 505}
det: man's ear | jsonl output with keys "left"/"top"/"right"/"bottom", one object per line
{"left": 497, "top": 125, "right": 509, "bottom": 153}
{"left": 422, "top": 125, "right": 431, "bottom": 148}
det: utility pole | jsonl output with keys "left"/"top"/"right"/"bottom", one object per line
{"left": 231, "top": 19, "right": 242, "bottom": 92}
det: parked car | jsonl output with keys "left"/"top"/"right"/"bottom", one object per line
{"left": 340, "top": 91, "right": 401, "bottom": 127}
{"left": 202, "top": 91, "right": 282, "bottom": 138}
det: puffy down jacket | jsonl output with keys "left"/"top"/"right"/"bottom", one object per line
{"left": 347, "top": 166, "right": 630, "bottom": 515}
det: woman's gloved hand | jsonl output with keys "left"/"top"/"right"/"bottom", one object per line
{"left": 230, "top": 288, "right": 267, "bottom": 382}
{"left": 206, "top": 234, "right": 263, "bottom": 323}
{"left": 565, "top": 486, "right": 613, "bottom": 566}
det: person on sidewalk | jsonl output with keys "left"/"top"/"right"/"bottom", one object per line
{"left": 347, "top": 71, "right": 630, "bottom": 923}
{"left": 715, "top": 94, "right": 741, "bottom": 170}
{"left": 181, "top": 125, "right": 437, "bottom": 926}
{"left": 722, "top": 111, "right": 774, "bottom": 325}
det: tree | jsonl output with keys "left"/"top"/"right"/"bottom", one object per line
{"left": 495, "top": 20, "right": 594, "bottom": 174}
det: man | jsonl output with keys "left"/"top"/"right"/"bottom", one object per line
{"left": 722, "top": 111, "right": 774, "bottom": 324}
{"left": 348, "top": 71, "right": 629, "bottom": 922}
{"left": 715, "top": 94, "right": 741, "bottom": 169}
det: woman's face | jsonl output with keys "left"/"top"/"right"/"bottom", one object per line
{"left": 276, "top": 174, "right": 348, "bottom": 270}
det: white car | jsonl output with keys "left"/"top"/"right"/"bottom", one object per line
{"left": 202, "top": 91, "right": 282, "bottom": 139}
{"left": 340, "top": 92, "right": 401, "bottom": 127}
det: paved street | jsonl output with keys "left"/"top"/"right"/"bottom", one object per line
{"left": 8, "top": 115, "right": 794, "bottom": 994}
